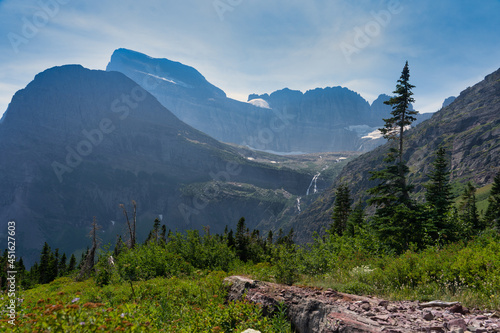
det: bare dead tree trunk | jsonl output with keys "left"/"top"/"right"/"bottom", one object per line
{"left": 77, "top": 217, "right": 100, "bottom": 281}
{"left": 120, "top": 201, "right": 137, "bottom": 249}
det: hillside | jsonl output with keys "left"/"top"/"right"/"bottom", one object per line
{"left": 0, "top": 65, "right": 316, "bottom": 266}
{"left": 291, "top": 67, "right": 500, "bottom": 241}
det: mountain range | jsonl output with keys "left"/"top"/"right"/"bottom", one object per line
{"left": 106, "top": 48, "right": 432, "bottom": 153}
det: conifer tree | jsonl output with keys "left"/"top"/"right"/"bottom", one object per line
{"left": 381, "top": 61, "right": 418, "bottom": 164}
{"left": 460, "top": 182, "right": 481, "bottom": 233}
{"left": 330, "top": 183, "right": 352, "bottom": 236}
{"left": 235, "top": 217, "right": 249, "bottom": 261}
{"left": 58, "top": 253, "right": 67, "bottom": 277}
{"left": 485, "top": 171, "right": 500, "bottom": 230}
{"left": 160, "top": 225, "right": 167, "bottom": 244}
{"left": 227, "top": 229, "right": 235, "bottom": 248}
{"left": 425, "top": 147, "right": 453, "bottom": 240}
{"left": 367, "top": 62, "right": 421, "bottom": 252}
{"left": 39, "top": 242, "right": 51, "bottom": 284}
{"left": 378, "top": 61, "right": 418, "bottom": 203}
{"left": 346, "top": 201, "right": 364, "bottom": 237}
{"left": 114, "top": 235, "right": 124, "bottom": 257}
{"left": 68, "top": 254, "right": 77, "bottom": 272}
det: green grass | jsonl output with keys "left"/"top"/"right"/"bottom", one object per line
{"left": 1, "top": 272, "right": 292, "bottom": 332}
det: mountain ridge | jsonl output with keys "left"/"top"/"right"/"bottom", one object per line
{"left": 106, "top": 48, "right": 431, "bottom": 153}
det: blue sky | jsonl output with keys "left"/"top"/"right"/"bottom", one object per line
{"left": 1, "top": 0, "right": 499, "bottom": 117}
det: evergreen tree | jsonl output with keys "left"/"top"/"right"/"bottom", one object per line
{"left": 227, "top": 229, "right": 235, "bottom": 248}
{"left": 16, "top": 257, "right": 27, "bottom": 288}
{"left": 381, "top": 61, "right": 418, "bottom": 163}
{"left": 39, "top": 242, "right": 51, "bottom": 284}
{"left": 58, "top": 253, "right": 67, "bottom": 277}
{"left": 114, "top": 235, "right": 124, "bottom": 257}
{"left": 346, "top": 201, "right": 364, "bottom": 237}
{"left": 485, "top": 171, "right": 500, "bottom": 230}
{"left": 68, "top": 254, "right": 77, "bottom": 272}
{"left": 160, "top": 225, "right": 167, "bottom": 244}
{"left": 235, "top": 217, "right": 249, "bottom": 262}
{"left": 267, "top": 230, "right": 273, "bottom": 245}
{"left": 379, "top": 61, "right": 418, "bottom": 203}
{"left": 49, "top": 249, "right": 59, "bottom": 281}
{"left": 330, "top": 183, "right": 352, "bottom": 236}
{"left": 425, "top": 147, "right": 453, "bottom": 240}
{"left": 368, "top": 148, "right": 413, "bottom": 209}
{"left": 459, "top": 182, "right": 482, "bottom": 233}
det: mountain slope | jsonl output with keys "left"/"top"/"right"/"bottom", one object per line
{"left": 291, "top": 67, "right": 500, "bottom": 242}
{"left": 0, "top": 65, "right": 313, "bottom": 266}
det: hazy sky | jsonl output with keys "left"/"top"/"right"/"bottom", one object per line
{"left": 1, "top": 0, "right": 499, "bottom": 117}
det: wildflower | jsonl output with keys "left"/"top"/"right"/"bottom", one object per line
{"left": 80, "top": 322, "right": 85, "bottom": 325}
{"left": 72, "top": 297, "right": 80, "bottom": 303}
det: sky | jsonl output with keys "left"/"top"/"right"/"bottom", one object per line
{"left": 1, "top": 0, "right": 500, "bottom": 118}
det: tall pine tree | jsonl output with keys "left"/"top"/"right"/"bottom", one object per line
{"left": 379, "top": 61, "right": 418, "bottom": 203}
{"left": 425, "top": 147, "right": 453, "bottom": 241}
{"left": 368, "top": 62, "right": 422, "bottom": 252}
{"left": 459, "top": 182, "right": 482, "bottom": 234}
{"left": 330, "top": 183, "right": 352, "bottom": 236}
{"left": 485, "top": 171, "right": 500, "bottom": 230}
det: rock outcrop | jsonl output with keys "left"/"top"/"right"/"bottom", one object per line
{"left": 224, "top": 276, "right": 500, "bottom": 333}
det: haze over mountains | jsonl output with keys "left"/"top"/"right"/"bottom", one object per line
{"left": 106, "top": 49, "right": 431, "bottom": 153}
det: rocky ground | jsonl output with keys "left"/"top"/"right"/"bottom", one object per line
{"left": 224, "top": 276, "right": 500, "bottom": 333}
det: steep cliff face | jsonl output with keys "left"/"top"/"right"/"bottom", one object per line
{"left": 291, "top": 67, "right": 500, "bottom": 242}
{"left": 0, "top": 65, "right": 312, "bottom": 266}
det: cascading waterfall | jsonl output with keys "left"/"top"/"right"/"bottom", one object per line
{"left": 296, "top": 196, "right": 301, "bottom": 212}
{"left": 306, "top": 172, "right": 321, "bottom": 196}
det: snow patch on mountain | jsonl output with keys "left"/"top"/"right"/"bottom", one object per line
{"left": 135, "top": 70, "right": 191, "bottom": 88}
{"left": 248, "top": 98, "right": 271, "bottom": 109}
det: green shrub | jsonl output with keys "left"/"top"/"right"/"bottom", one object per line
{"left": 116, "top": 243, "right": 193, "bottom": 282}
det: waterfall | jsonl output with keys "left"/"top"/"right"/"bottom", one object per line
{"left": 306, "top": 172, "right": 321, "bottom": 196}
{"left": 296, "top": 197, "right": 301, "bottom": 212}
